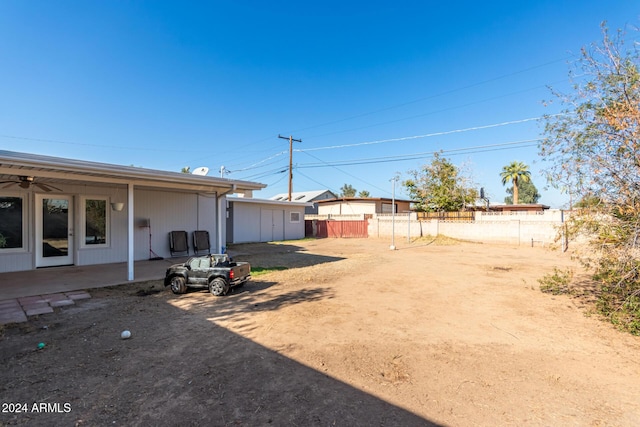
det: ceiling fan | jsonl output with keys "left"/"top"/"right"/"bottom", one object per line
{"left": 1, "top": 176, "right": 62, "bottom": 192}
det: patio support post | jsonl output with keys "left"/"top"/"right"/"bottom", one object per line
{"left": 127, "top": 183, "right": 134, "bottom": 281}
{"left": 216, "top": 185, "right": 236, "bottom": 253}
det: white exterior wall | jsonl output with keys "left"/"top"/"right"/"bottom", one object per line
{"left": 318, "top": 201, "right": 376, "bottom": 215}
{"left": 0, "top": 183, "right": 219, "bottom": 272}
{"left": 231, "top": 201, "right": 306, "bottom": 243}
{"left": 232, "top": 203, "right": 262, "bottom": 243}
{"left": 368, "top": 210, "right": 566, "bottom": 247}
{"left": 132, "top": 189, "right": 218, "bottom": 260}
{"left": 1, "top": 182, "right": 130, "bottom": 272}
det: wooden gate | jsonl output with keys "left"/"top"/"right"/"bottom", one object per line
{"left": 305, "top": 220, "right": 368, "bottom": 238}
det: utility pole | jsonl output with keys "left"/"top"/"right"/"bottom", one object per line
{"left": 390, "top": 176, "right": 397, "bottom": 251}
{"left": 278, "top": 134, "right": 302, "bottom": 201}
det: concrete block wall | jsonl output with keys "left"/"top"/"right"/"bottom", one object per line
{"left": 368, "top": 211, "right": 565, "bottom": 247}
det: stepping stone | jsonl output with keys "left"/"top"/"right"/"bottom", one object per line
{"left": 0, "top": 299, "right": 20, "bottom": 309}
{"left": 18, "top": 296, "right": 47, "bottom": 305}
{"left": 50, "top": 299, "right": 74, "bottom": 307}
{"left": 65, "top": 291, "right": 91, "bottom": 301}
{"left": 0, "top": 310, "right": 28, "bottom": 324}
{"left": 23, "top": 303, "right": 54, "bottom": 316}
{"left": 43, "top": 293, "right": 74, "bottom": 307}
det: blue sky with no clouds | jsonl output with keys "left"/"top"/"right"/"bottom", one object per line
{"left": 0, "top": 1, "right": 637, "bottom": 207}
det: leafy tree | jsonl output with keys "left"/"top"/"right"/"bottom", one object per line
{"left": 358, "top": 190, "right": 371, "bottom": 198}
{"left": 540, "top": 24, "right": 640, "bottom": 334}
{"left": 404, "top": 152, "right": 478, "bottom": 212}
{"left": 500, "top": 161, "right": 531, "bottom": 205}
{"left": 340, "top": 184, "right": 357, "bottom": 197}
{"left": 573, "top": 194, "right": 602, "bottom": 209}
{"left": 504, "top": 179, "right": 540, "bottom": 204}
{"left": 181, "top": 167, "right": 191, "bottom": 174}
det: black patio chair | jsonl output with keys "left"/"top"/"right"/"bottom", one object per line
{"left": 169, "top": 231, "right": 189, "bottom": 257}
{"left": 193, "top": 230, "right": 210, "bottom": 255}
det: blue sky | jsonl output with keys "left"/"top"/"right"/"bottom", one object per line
{"left": 0, "top": 1, "right": 637, "bottom": 207}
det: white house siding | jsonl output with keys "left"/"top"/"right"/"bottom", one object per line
{"left": 319, "top": 201, "right": 376, "bottom": 216}
{"left": 0, "top": 184, "right": 220, "bottom": 272}
{"left": 229, "top": 200, "right": 306, "bottom": 244}
{"left": 232, "top": 203, "right": 261, "bottom": 243}
{"left": 132, "top": 189, "right": 217, "bottom": 260}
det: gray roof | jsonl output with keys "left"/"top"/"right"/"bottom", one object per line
{"left": 0, "top": 150, "right": 266, "bottom": 193}
{"left": 269, "top": 189, "right": 336, "bottom": 203}
{"left": 227, "top": 196, "right": 313, "bottom": 207}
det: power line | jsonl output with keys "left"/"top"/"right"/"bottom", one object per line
{"left": 298, "top": 150, "right": 390, "bottom": 195}
{"left": 297, "top": 116, "right": 556, "bottom": 153}
{"left": 297, "top": 139, "right": 541, "bottom": 168}
{"left": 294, "top": 169, "right": 339, "bottom": 196}
{"left": 224, "top": 116, "right": 552, "bottom": 178}
{"left": 284, "top": 57, "right": 572, "bottom": 135}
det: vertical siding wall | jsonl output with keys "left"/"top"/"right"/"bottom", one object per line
{"left": 231, "top": 202, "right": 306, "bottom": 243}
{"left": 0, "top": 184, "right": 219, "bottom": 272}
{"left": 133, "top": 189, "right": 217, "bottom": 260}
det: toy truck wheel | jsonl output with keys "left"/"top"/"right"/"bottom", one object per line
{"left": 209, "top": 277, "right": 229, "bottom": 296}
{"left": 169, "top": 276, "right": 187, "bottom": 294}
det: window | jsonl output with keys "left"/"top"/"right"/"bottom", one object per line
{"left": 382, "top": 203, "right": 397, "bottom": 214}
{"left": 82, "top": 197, "right": 108, "bottom": 247}
{"left": 290, "top": 212, "right": 300, "bottom": 223}
{"left": 0, "top": 196, "right": 24, "bottom": 250}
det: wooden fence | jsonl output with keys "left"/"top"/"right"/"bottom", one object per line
{"left": 305, "top": 220, "right": 368, "bottom": 238}
{"left": 416, "top": 211, "right": 475, "bottom": 222}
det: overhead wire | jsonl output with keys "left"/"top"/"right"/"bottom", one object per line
{"left": 297, "top": 139, "right": 540, "bottom": 169}
{"left": 284, "top": 56, "right": 572, "bottom": 135}
{"left": 298, "top": 150, "right": 390, "bottom": 195}
{"left": 297, "top": 116, "right": 557, "bottom": 152}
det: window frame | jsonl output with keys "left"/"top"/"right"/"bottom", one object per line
{"left": 290, "top": 211, "right": 301, "bottom": 223}
{"left": 80, "top": 196, "right": 110, "bottom": 249}
{"left": 0, "top": 193, "right": 27, "bottom": 253}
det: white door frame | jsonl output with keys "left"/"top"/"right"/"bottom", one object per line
{"left": 35, "top": 194, "right": 74, "bottom": 267}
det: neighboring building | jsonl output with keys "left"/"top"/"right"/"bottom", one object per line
{"left": 226, "top": 197, "right": 311, "bottom": 243}
{"left": 468, "top": 203, "right": 551, "bottom": 213}
{"left": 316, "top": 197, "right": 413, "bottom": 216}
{"left": 269, "top": 190, "right": 336, "bottom": 214}
{"left": 493, "top": 204, "right": 550, "bottom": 213}
{"left": 0, "top": 150, "right": 265, "bottom": 277}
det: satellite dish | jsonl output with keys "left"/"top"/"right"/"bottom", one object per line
{"left": 192, "top": 166, "right": 209, "bottom": 176}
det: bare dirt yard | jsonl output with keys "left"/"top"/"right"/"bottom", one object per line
{"left": 1, "top": 237, "right": 639, "bottom": 426}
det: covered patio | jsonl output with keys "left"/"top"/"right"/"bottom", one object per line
{"left": 0, "top": 150, "right": 265, "bottom": 279}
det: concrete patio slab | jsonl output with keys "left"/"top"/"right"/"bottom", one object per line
{"left": 0, "top": 257, "right": 187, "bottom": 301}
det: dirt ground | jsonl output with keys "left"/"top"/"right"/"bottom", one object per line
{"left": 1, "top": 237, "right": 639, "bottom": 426}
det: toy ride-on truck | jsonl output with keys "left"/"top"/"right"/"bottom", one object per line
{"left": 164, "top": 254, "right": 251, "bottom": 296}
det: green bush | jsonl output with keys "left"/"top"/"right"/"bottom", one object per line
{"left": 539, "top": 268, "right": 574, "bottom": 295}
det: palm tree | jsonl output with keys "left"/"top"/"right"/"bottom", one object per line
{"left": 500, "top": 161, "right": 531, "bottom": 205}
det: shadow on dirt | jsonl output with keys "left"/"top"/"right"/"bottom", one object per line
{"left": 177, "top": 282, "right": 334, "bottom": 325}
{"left": 0, "top": 282, "right": 443, "bottom": 426}
{"left": 228, "top": 241, "right": 345, "bottom": 269}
